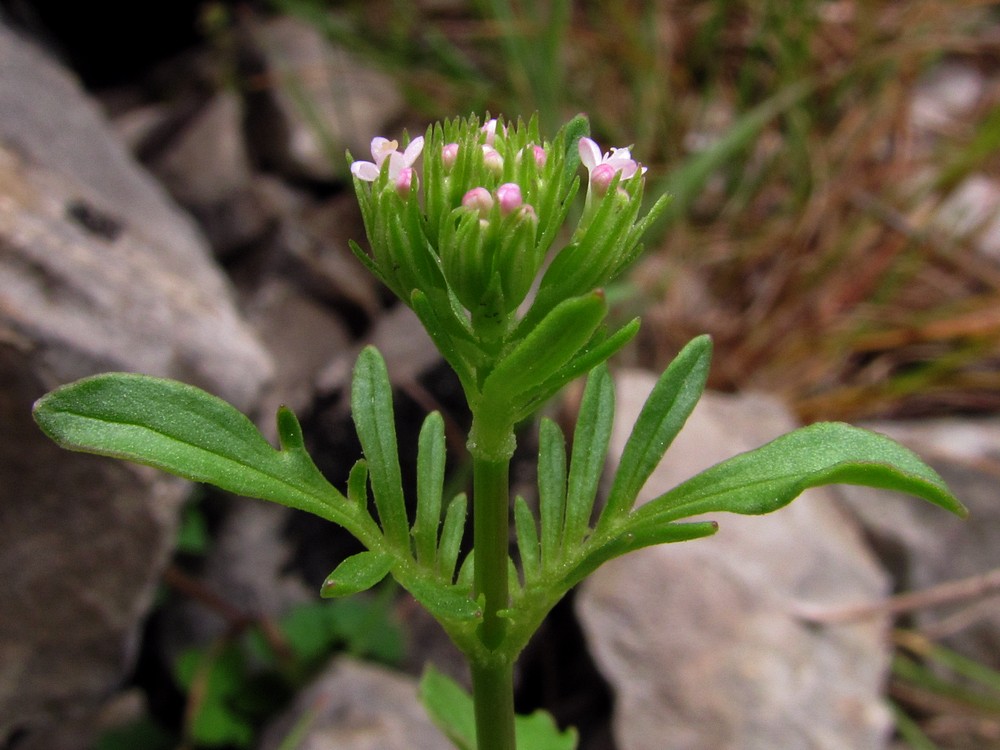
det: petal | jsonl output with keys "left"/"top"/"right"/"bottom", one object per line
{"left": 617, "top": 161, "right": 638, "bottom": 179}
{"left": 370, "top": 137, "right": 391, "bottom": 159}
{"left": 386, "top": 152, "right": 404, "bottom": 180}
{"left": 402, "top": 136, "right": 425, "bottom": 167}
{"left": 578, "top": 137, "right": 602, "bottom": 170}
{"left": 351, "top": 160, "right": 381, "bottom": 181}
{"left": 371, "top": 137, "right": 399, "bottom": 165}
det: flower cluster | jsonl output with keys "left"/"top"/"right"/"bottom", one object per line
{"left": 348, "top": 114, "right": 664, "bottom": 351}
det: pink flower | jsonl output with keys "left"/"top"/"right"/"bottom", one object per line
{"left": 481, "top": 118, "right": 504, "bottom": 146}
{"left": 351, "top": 136, "right": 425, "bottom": 182}
{"left": 578, "top": 137, "right": 645, "bottom": 186}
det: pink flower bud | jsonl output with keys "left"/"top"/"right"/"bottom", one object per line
{"left": 495, "top": 183, "right": 523, "bottom": 215}
{"left": 462, "top": 187, "right": 494, "bottom": 218}
{"left": 531, "top": 145, "right": 547, "bottom": 168}
{"left": 395, "top": 167, "right": 415, "bottom": 197}
{"left": 590, "top": 163, "right": 617, "bottom": 195}
{"left": 482, "top": 145, "right": 503, "bottom": 174}
{"left": 517, "top": 204, "right": 538, "bottom": 224}
{"left": 442, "top": 142, "right": 459, "bottom": 170}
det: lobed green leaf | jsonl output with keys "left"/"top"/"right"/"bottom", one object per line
{"left": 32, "top": 373, "right": 357, "bottom": 530}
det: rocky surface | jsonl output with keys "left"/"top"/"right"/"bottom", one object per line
{"left": 0, "top": 22, "right": 272, "bottom": 750}
{"left": 577, "top": 374, "right": 894, "bottom": 750}
{"left": 838, "top": 417, "right": 1000, "bottom": 666}
{"left": 257, "top": 657, "right": 450, "bottom": 750}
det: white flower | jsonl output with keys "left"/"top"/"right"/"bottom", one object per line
{"left": 351, "top": 136, "right": 425, "bottom": 182}
{"left": 578, "top": 137, "right": 646, "bottom": 183}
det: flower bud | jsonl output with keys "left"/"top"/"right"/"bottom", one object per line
{"left": 589, "top": 163, "right": 617, "bottom": 195}
{"left": 462, "top": 187, "right": 494, "bottom": 218}
{"left": 495, "top": 183, "right": 523, "bottom": 215}
{"left": 395, "top": 167, "right": 416, "bottom": 197}
{"left": 442, "top": 142, "right": 459, "bottom": 170}
{"left": 482, "top": 145, "right": 504, "bottom": 174}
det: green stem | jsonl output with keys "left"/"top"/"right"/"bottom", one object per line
{"left": 471, "top": 657, "right": 516, "bottom": 750}
{"left": 470, "top": 443, "right": 517, "bottom": 749}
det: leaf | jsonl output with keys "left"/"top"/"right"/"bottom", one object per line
{"left": 351, "top": 346, "right": 410, "bottom": 548}
{"left": 437, "top": 493, "right": 468, "bottom": 581}
{"left": 558, "top": 521, "right": 718, "bottom": 592}
{"left": 514, "top": 496, "right": 540, "bottom": 585}
{"left": 404, "top": 574, "right": 482, "bottom": 623}
{"left": 414, "top": 412, "right": 447, "bottom": 565}
{"left": 510, "top": 318, "right": 640, "bottom": 424}
{"left": 597, "top": 335, "right": 712, "bottom": 529}
{"left": 420, "top": 665, "right": 578, "bottom": 750}
{"left": 32, "top": 374, "right": 354, "bottom": 528}
{"left": 629, "top": 422, "right": 968, "bottom": 530}
{"left": 420, "top": 665, "right": 476, "bottom": 750}
{"left": 481, "top": 291, "right": 607, "bottom": 407}
{"left": 538, "top": 418, "right": 567, "bottom": 572}
{"left": 320, "top": 550, "right": 393, "bottom": 598}
{"left": 562, "top": 364, "right": 614, "bottom": 552}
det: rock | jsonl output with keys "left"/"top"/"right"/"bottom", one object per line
{"left": 934, "top": 174, "right": 1000, "bottom": 261}
{"left": 576, "top": 372, "right": 894, "bottom": 750}
{"left": 256, "top": 657, "right": 450, "bottom": 750}
{"left": 241, "top": 276, "right": 352, "bottom": 441}
{"left": 0, "top": 23, "right": 272, "bottom": 750}
{"left": 245, "top": 15, "right": 406, "bottom": 181}
{"left": 147, "top": 91, "right": 275, "bottom": 255}
{"left": 837, "top": 417, "right": 1000, "bottom": 666}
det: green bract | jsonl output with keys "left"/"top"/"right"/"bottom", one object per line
{"left": 31, "top": 113, "right": 967, "bottom": 750}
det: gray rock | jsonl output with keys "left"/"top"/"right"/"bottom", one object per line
{"left": 256, "top": 657, "right": 450, "bottom": 750}
{"left": 576, "top": 372, "right": 894, "bottom": 750}
{"left": 147, "top": 91, "right": 274, "bottom": 255}
{"left": 837, "top": 417, "right": 1000, "bottom": 665}
{"left": 0, "top": 24, "right": 273, "bottom": 749}
{"left": 247, "top": 15, "right": 406, "bottom": 181}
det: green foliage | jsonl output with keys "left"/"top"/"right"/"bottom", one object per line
{"left": 94, "top": 717, "right": 174, "bottom": 750}
{"left": 420, "top": 666, "right": 578, "bottom": 750}
{"left": 173, "top": 595, "right": 403, "bottom": 748}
